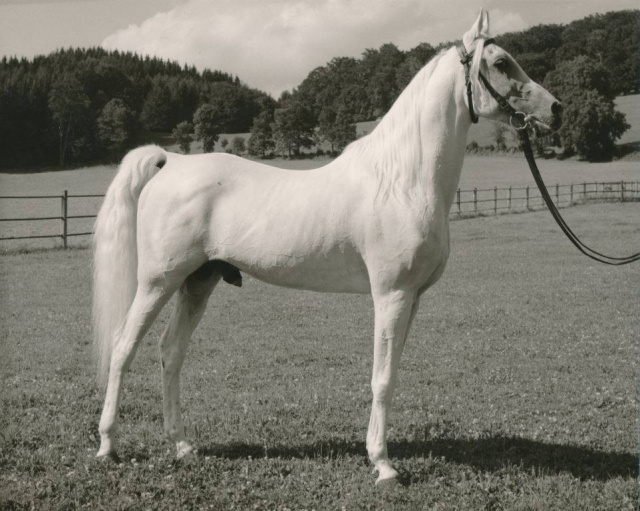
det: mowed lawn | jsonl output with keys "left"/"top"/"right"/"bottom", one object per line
{"left": 0, "top": 201, "right": 638, "bottom": 510}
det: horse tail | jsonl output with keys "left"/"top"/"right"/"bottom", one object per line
{"left": 92, "top": 145, "right": 167, "bottom": 386}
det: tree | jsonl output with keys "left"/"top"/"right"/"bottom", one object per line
{"left": 557, "top": 89, "right": 628, "bottom": 161}
{"left": 140, "top": 78, "right": 173, "bottom": 132}
{"left": 271, "top": 99, "right": 315, "bottom": 158}
{"left": 48, "top": 75, "right": 91, "bottom": 166}
{"left": 193, "top": 103, "right": 225, "bottom": 152}
{"left": 232, "top": 136, "right": 246, "bottom": 155}
{"left": 97, "top": 98, "right": 137, "bottom": 160}
{"left": 171, "top": 121, "right": 193, "bottom": 154}
{"left": 544, "top": 56, "right": 629, "bottom": 161}
{"left": 491, "top": 121, "right": 508, "bottom": 152}
{"left": 318, "top": 107, "right": 356, "bottom": 154}
{"left": 248, "top": 110, "right": 275, "bottom": 157}
{"left": 361, "top": 44, "right": 405, "bottom": 117}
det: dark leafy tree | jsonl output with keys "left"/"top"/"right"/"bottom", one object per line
{"left": 361, "top": 43, "right": 405, "bottom": 117}
{"left": 248, "top": 110, "right": 275, "bottom": 157}
{"left": 272, "top": 99, "right": 315, "bottom": 157}
{"left": 318, "top": 107, "right": 356, "bottom": 154}
{"left": 97, "top": 98, "right": 138, "bottom": 160}
{"left": 193, "top": 103, "right": 225, "bottom": 152}
{"left": 544, "top": 57, "right": 629, "bottom": 161}
{"left": 48, "top": 74, "right": 91, "bottom": 166}
{"left": 171, "top": 120, "right": 193, "bottom": 154}
{"left": 140, "top": 78, "right": 173, "bottom": 132}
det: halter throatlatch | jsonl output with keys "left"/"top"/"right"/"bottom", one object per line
{"left": 458, "top": 39, "right": 640, "bottom": 266}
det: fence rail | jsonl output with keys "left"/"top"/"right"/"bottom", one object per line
{"left": 1, "top": 181, "right": 639, "bottom": 247}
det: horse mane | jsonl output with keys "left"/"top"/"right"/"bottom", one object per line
{"left": 341, "top": 40, "right": 488, "bottom": 207}
{"left": 341, "top": 50, "right": 448, "bottom": 205}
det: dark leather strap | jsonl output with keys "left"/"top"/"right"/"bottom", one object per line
{"left": 519, "top": 130, "right": 640, "bottom": 265}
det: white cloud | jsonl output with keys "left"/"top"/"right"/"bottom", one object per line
{"left": 102, "top": 1, "right": 528, "bottom": 97}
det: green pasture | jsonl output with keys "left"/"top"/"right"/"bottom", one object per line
{"left": 1, "top": 201, "right": 638, "bottom": 510}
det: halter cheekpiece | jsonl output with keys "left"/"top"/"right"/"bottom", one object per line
{"left": 456, "top": 38, "right": 529, "bottom": 130}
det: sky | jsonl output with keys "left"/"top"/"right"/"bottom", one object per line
{"left": 0, "top": 0, "right": 637, "bottom": 97}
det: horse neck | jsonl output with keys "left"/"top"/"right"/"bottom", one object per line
{"left": 345, "top": 49, "right": 471, "bottom": 215}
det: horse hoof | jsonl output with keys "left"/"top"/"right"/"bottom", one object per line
{"left": 375, "top": 475, "right": 398, "bottom": 489}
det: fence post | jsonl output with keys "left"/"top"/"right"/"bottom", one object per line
{"left": 555, "top": 183, "right": 559, "bottom": 205}
{"left": 583, "top": 182, "right": 587, "bottom": 200}
{"left": 508, "top": 186, "right": 512, "bottom": 211}
{"left": 570, "top": 183, "right": 573, "bottom": 206}
{"left": 456, "top": 188, "right": 461, "bottom": 217}
{"left": 494, "top": 186, "right": 498, "bottom": 215}
{"left": 526, "top": 186, "right": 530, "bottom": 210}
{"left": 620, "top": 181, "right": 624, "bottom": 202}
{"left": 473, "top": 188, "right": 477, "bottom": 213}
{"left": 61, "top": 190, "right": 68, "bottom": 249}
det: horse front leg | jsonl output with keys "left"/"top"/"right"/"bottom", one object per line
{"left": 367, "top": 289, "right": 418, "bottom": 484}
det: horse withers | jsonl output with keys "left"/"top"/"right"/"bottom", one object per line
{"left": 92, "top": 10, "right": 561, "bottom": 484}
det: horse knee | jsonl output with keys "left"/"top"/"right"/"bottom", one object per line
{"left": 371, "top": 378, "right": 392, "bottom": 403}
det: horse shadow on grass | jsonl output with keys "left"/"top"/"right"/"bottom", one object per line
{"left": 198, "top": 434, "right": 637, "bottom": 483}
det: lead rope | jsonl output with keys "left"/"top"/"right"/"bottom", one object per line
{"left": 518, "top": 130, "right": 640, "bottom": 266}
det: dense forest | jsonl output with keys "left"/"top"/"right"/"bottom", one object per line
{"left": 0, "top": 48, "right": 275, "bottom": 168}
{"left": 0, "top": 9, "right": 637, "bottom": 168}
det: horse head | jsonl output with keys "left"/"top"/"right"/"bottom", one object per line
{"left": 460, "top": 10, "right": 563, "bottom": 133}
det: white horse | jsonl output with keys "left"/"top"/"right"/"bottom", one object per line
{"left": 93, "top": 10, "right": 561, "bottom": 484}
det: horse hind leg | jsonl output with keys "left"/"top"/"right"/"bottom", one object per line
{"left": 160, "top": 261, "right": 222, "bottom": 458}
{"left": 97, "top": 281, "right": 175, "bottom": 460}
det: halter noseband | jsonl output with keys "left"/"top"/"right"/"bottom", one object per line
{"left": 456, "top": 38, "right": 529, "bottom": 130}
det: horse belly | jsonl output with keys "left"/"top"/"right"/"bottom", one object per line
{"left": 205, "top": 200, "right": 371, "bottom": 294}
{"left": 238, "top": 248, "right": 371, "bottom": 293}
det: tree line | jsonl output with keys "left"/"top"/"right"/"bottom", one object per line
{"left": 0, "top": 47, "right": 275, "bottom": 168}
{"left": 254, "top": 9, "right": 635, "bottom": 162}
{"left": 0, "top": 9, "right": 637, "bottom": 169}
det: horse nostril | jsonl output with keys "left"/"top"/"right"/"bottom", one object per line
{"left": 552, "top": 102, "right": 563, "bottom": 116}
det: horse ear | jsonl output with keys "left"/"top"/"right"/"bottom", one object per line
{"left": 463, "top": 8, "right": 490, "bottom": 49}
{"left": 482, "top": 10, "right": 490, "bottom": 36}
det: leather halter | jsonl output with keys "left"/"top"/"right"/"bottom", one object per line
{"left": 456, "top": 38, "right": 529, "bottom": 130}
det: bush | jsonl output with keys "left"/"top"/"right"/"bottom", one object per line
{"left": 232, "top": 136, "right": 246, "bottom": 155}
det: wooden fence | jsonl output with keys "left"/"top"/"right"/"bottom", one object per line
{"left": 1, "top": 181, "right": 638, "bottom": 248}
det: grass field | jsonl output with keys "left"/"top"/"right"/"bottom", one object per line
{"left": 1, "top": 201, "right": 638, "bottom": 510}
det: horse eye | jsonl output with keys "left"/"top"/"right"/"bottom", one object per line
{"left": 494, "top": 59, "right": 508, "bottom": 71}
